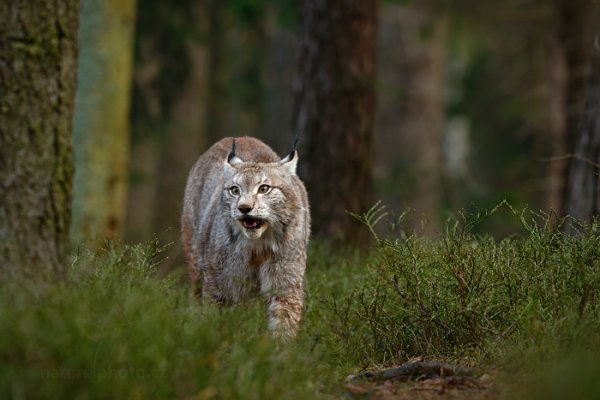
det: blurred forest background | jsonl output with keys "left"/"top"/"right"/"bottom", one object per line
{"left": 2, "top": 0, "right": 600, "bottom": 271}
{"left": 110, "top": 0, "right": 599, "bottom": 246}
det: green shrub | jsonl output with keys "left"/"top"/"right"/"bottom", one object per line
{"left": 326, "top": 205, "right": 600, "bottom": 366}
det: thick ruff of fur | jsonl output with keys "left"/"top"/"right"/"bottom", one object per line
{"left": 181, "top": 136, "right": 310, "bottom": 337}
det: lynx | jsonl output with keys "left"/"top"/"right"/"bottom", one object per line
{"left": 181, "top": 136, "right": 310, "bottom": 337}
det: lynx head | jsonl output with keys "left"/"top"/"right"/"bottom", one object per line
{"left": 223, "top": 138, "right": 299, "bottom": 240}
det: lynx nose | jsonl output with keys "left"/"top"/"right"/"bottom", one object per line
{"left": 238, "top": 205, "right": 252, "bottom": 214}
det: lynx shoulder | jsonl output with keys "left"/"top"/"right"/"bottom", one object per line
{"left": 181, "top": 136, "right": 310, "bottom": 337}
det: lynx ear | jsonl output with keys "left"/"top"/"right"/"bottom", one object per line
{"left": 279, "top": 151, "right": 298, "bottom": 175}
{"left": 279, "top": 135, "right": 299, "bottom": 175}
{"left": 226, "top": 138, "right": 244, "bottom": 167}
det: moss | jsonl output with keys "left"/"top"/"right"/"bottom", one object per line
{"left": 10, "top": 41, "right": 45, "bottom": 57}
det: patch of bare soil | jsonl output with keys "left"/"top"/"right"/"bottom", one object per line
{"left": 344, "top": 360, "right": 499, "bottom": 400}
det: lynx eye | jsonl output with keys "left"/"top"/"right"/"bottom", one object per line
{"left": 229, "top": 186, "right": 240, "bottom": 196}
{"left": 257, "top": 184, "right": 271, "bottom": 194}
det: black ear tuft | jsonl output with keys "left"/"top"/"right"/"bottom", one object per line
{"left": 289, "top": 135, "right": 299, "bottom": 155}
{"left": 280, "top": 135, "right": 300, "bottom": 163}
{"left": 227, "top": 138, "right": 237, "bottom": 163}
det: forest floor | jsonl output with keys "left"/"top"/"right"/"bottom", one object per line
{"left": 2, "top": 210, "right": 600, "bottom": 399}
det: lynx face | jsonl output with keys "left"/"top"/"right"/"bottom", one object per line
{"left": 223, "top": 154, "right": 297, "bottom": 240}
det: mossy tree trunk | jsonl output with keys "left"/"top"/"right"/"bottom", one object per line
{"left": 293, "top": 0, "right": 378, "bottom": 243}
{"left": 0, "top": 1, "right": 80, "bottom": 274}
{"left": 72, "top": 0, "right": 137, "bottom": 245}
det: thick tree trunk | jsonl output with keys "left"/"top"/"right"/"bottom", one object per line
{"left": 0, "top": 1, "right": 80, "bottom": 274}
{"left": 293, "top": 0, "right": 378, "bottom": 243}
{"left": 564, "top": 28, "right": 600, "bottom": 227}
{"left": 72, "top": 0, "right": 136, "bottom": 245}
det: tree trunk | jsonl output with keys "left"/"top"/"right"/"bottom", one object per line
{"left": 373, "top": 3, "right": 446, "bottom": 236}
{"left": 406, "top": 12, "right": 446, "bottom": 236}
{"left": 542, "top": 32, "right": 568, "bottom": 213}
{"left": 0, "top": 1, "right": 80, "bottom": 274}
{"left": 71, "top": 0, "right": 136, "bottom": 246}
{"left": 564, "top": 26, "right": 600, "bottom": 227}
{"left": 559, "top": 0, "right": 596, "bottom": 154}
{"left": 559, "top": 0, "right": 598, "bottom": 218}
{"left": 293, "top": 0, "right": 378, "bottom": 243}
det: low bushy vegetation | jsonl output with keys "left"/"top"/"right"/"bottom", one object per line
{"left": 1, "top": 241, "right": 331, "bottom": 399}
{"left": 2, "top": 205, "right": 600, "bottom": 398}
{"left": 330, "top": 204, "right": 600, "bottom": 368}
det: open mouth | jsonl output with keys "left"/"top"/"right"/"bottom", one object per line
{"left": 240, "top": 217, "right": 265, "bottom": 230}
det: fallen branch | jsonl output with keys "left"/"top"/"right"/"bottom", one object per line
{"left": 348, "top": 360, "right": 476, "bottom": 384}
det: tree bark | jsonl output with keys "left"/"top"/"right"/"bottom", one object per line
{"left": 564, "top": 26, "right": 600, "bottom": 227}
{"left": 0, "top": 0, "right": 80, "bottom": 274}
{"left": 293, "top": 0, "right": 378, "bottom": 243}
{"left": 72, "top": 0, "right": 136, "bottom": 245}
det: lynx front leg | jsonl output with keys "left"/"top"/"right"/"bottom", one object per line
{"left": 266, "top": 287, "right": 304, "bottom": 338}
{"left": 259, "top": 262, "right": 305, "bottom": 338}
